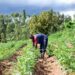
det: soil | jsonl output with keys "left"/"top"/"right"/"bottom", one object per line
{"left": 0, "top": 45, "right": 74, "bottom": 75}
{"left": 0, "top": 45, "right": 26, "bottom": 75}
{"left": 34, "top": 53, "right": 67, "bottom": 75}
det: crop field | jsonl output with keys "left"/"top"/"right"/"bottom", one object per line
{"left": 13, "top": 41, "right": 40, "bottom": 75}
{"left": 48, "top": 27, "right": 75, "bottom": 72}
{"left": 0, "top": 40, "right": 26, "bottom": 61}
{"left": 0, "top": 27, "right": 75, "bottom": 75}
{"left": 14, "top": 28, "right": 75, "bottom": 75}
{"left": 0, "top": 8, "right": 75, "bottom": 75}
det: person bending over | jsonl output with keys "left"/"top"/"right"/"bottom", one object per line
{"left": 30, "top": 33, "right": 48, "bottom": 58}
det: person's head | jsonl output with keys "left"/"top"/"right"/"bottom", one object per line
{"left": 29, "top": 34, "right": 34, "bottom": 39}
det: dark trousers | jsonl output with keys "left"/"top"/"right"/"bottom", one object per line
{"left": 40, "top": 37, "right": 48, "bottom": 53}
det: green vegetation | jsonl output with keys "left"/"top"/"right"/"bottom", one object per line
{"left": 0, "top": 10, "right": 29, "bottom": 42}
{"left": 14, "top": 25, "right": 75, "bottom": 74}
{"left": 48, "top": 26, "right": 75, "bottom": 71}
{"left": 29, "top": 10, "right": 64, "bottom": 35}
{"left": 0, "top": 10, "right": 72, "bottom": 42}
{"left": 0, "top": 40, "right": 26, "bottom": 60}
{"left": 0, "top": 10, "right": 75, "bottom": 75}
{"left": 14, "top": 40, "right": 40, "bottom": 75}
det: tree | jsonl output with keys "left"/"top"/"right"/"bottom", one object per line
{"left": 23, "top": 10, "right": 26, "bottom": 24}
{"left": 0, "top": 15, "right": 7, "bottom": 42}
{"left": 64, "top": 15, "right": 71, "bottom": 22}
{"left": 29, "top": 10, "right": 64, "bottom": 35}
{"left": 29, "top": 15, "right": 39, "bottom": 34}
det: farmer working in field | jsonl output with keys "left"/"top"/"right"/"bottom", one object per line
{"left": 30, "top": 33, "right": 48, "bottom": 58}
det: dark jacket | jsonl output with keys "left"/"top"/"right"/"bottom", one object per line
{"left": 32, "top": 34, "right": 48, "bottom": 49}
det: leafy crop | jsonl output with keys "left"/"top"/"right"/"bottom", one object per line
{"left": 14, "top": 40, "right": 40, "bottom": 75}
{"left": 48, "top": 27, "right": 75, "bottom": 72}
{"left": 0, "top": 40, "right": 26, "bottom": 60}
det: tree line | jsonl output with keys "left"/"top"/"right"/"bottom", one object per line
{"left": 29, "top": 10, "right": 72, "bottom": 35}
{"left": 0, "top": 10, "right": 30, "bottom": 42}
{"left": 0, "top": 9, "right": 72, "bottom": 42}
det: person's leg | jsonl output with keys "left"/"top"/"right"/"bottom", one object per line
{"left": 43, "top": 37, "right": 48, "bottom": 52}
{"left": 40, "top": 37, "right": 48, "bottom": 58}
{"left": 40, "top": 43, "right": 45, "bottom": 58}
{"left": 41, "top": 44, "right": 45, "bottom": 58}
{"left": 40, "top": 44, "right": 42, "bottom": 58}
{"left": 42, "top": 37, "right": 48, "bottom": 58}
{"left": 45, "top": 37, "right": 48, "bottom": 49}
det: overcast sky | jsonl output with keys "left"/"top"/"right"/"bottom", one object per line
{"left": 0, "top": 0, "right": 75, "bottom": 17}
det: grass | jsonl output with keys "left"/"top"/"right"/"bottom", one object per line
{"left": 13, "top": 40, "right": 40, "bottom": 75}
{"left": 14, "top": 27, "right": 75, "bottom": 75}
{"left": 0, "top": 39, "right": 39, "bottom": 75}
{"left": 0, "top": 24, "right": 75, "bottom": 74}
{"left": 48, "top": 27, "right": 75, "bottom": 72}
{"left": 0, "top": 40, "right": 26, "bottom": 61}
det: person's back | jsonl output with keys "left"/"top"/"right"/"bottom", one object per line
{"left": 34, "top": 33, "right": 47, "bottom": 44}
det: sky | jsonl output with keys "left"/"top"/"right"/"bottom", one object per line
{"left": 0, "top": 0, "right": 75, "bottom": 18}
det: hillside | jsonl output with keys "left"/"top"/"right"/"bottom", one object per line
{"left": 0, "top": 24, "right": 75, "bottom": 75}
{"left": 12, "top": 26, "right": 75, "bottom": 75}
{"left": 48, "top": 26, "right": 75, "bottom": 73}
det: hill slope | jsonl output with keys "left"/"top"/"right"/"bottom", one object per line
{"left": 48, "top": 27, "right": 75, "bottom": 72}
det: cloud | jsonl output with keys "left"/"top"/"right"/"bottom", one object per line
{"left": 26, "top": 0, "right": 53, "bottom": 6}
{"left": 56, "top": 0, "right": 75, "bottom": 4}
{"left": 0, "top": 0, "right": 75, "bottom": 17}
{"left": 0, "top": 0, "right": 53, "bottom": 6}
{"left": 0, "top": 0, "right": 75, "bottom": 6}
{"left": 60, "top": 10, "right": 75, "bottom": 19}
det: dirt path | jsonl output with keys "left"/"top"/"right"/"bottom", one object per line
{"left": 0, "top": 44, "right": 26, "bottom": 75}
{"left": 34, "top": 53, "right": 66, "bottom": 75}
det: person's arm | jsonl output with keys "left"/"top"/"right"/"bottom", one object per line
{"left": 34, "top": 36, "right": 38, "bottom": 48}
{"left": 32, "top": 38, "right": 35, "bottom": 47}
{"left": 32, "top": 36, "right": 37, "bottom": 48}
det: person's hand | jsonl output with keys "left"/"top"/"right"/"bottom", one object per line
{"left": 37, "top": 44, "right": 40, "bottom": 48}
